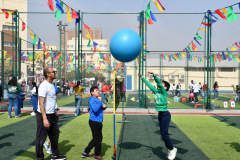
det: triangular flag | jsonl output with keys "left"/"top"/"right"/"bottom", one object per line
{"left": 193, "top": 56, "right": 196, "bottom": 62}
{"left": 32, "top": 34, "right": 37, "bottom": 45}
{"left": 146, "top": 2, "right": 151, "bottom": 19}
{"left": 230, "top": 46, "right": 237, "bottom": 51}
{"left": 51, "top": 48, "right": 54, "bottom": 58}
{"left": 55, "top": 1, "right": 63, "bottom": 19}
{"left": 205, "top": 16, "right": 217, "bottom": 23}
{"left": 22, "top": 22, "right": 26, "bottom": 31}
{"left": 196, "top": 33, "right": 202, "bottom": 40}
{"left": 214, "top": 54, "right": 217, "bottom": 62}
{"left": 227, "top": 6, "right": 238, "bottom": 22}
{"left": 233, "top": 56, "right": 237, "bottom": 63}
{"left": 222, "top": 52, "right": 226, "bottom": 60}
{"left": 199, "top": 27, "right": 208, "bottom": 31}
{"left": 93, "top": 41, "right": 98, "bottom": 48}
{"left": 187, "top": 46, "right": 192, "bottom": 55}
{"left": 236, "top": 56, "right": 240, "bottom": 62}
{"left": 157, "top": 0, "right": 165, "bottom": 10}
{"left": 201, "top": 22, "right": 212, "bottom": 26}
{"left": 38, "top": 38, "right": 41, "bottom": 49}
{"left": 226, "top": 48, "right": 233, "bottom": 58}
{"left": 71, "top": 9, "right": 79, "bottom": 19}
{"left": 192, "top": 41, "right": 196, "bottom": 51}
{"left": 29, "top": 28, "right": 34, "bottom": 39}
{"left": 179, "top": 52, "right": 182, "bottom": 60}
{"left": 87, "top": 39, "right": 91, "bottom": 47}
{"left": 75, "top": 11, "right": 80, "bottom": 23}
{"left": 43, "top": 43, "right": 46, "bottom": 51}
{"left": 194, "top": 37, "right": 202, "bottom": 46}
{"left": 56, "top": 0, "right": 64, "bottom": 13}
{"left": 83, "top": 23, "right": 91, "bottom": 32}
{"left": 4, "top": 51, "right": 7, "bottom": 58}
{"left": 1, "top": 9, "right": 9, "bottom": 19}
{"left": 47, "top": 0, "right": 54, "bottom": 11}
{"left": 66, "top": 6, "right": 72, "bottom": 23}
{"left": 86, "top": 30, "right": 92, "bottom": 40}
{"left": 152, "top": 0, "right": 163, "bottom": 12}
{"left": 215, "top": 9, "right": 227, "bottom": 20}
{"left": 150, "top": 11, "right": 157, "bottom": 22}
{"left": 181, "top": 52, "right": 185, "bottom": 58}
{"left": 222, "top": 8, "right": 228, "bottom": 16}
{"left": 235, "top": 42, "right": 240, "bottom": 49}
{"left": 148, "top": 18, "right": 153, "bottom": 24}
{"left": 208, "top": 11, "right": 218, "bottom": 20}
{"left": 218, "top": 53, "right": 222, "bottom": 62}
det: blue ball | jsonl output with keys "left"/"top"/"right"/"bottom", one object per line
{"left": 110, "top": 29, "right": 142, "bottom": 62}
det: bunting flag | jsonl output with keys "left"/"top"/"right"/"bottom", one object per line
{"left": 43, "top": 43, "right": 46, "bottom": 51}
{"left": 148, "top": 18, "right": 154, "bottom": 24}
{"left": 150, "top": 11, "right": 157, "bottom": 22}
{"left": 146, "top": 2, "right": 151, "bottom": 19}
{"left": 230, "top": 45, "right": 237, "bottom": 51}
{"left": 214, "top": 54, "right": 217, "bottom": 62}
{"left": 38, "top": 38, "right": 41, "bottom": 49}
{"left": 55, "top": 1, "right": 63, "bottom": 19}
{"left": 66, "top": 6, "right": 72, "bottom": 23}
{"left": 181, "top": 52, "right": 185, "bottom": 58}
{"left": 32, "top": 34, "right": 37, "bottom": 45}
{"left": 93, "top": 41, "right": 98, "bottom": 48}
{"left": 67, "top": 55, "right": 70, "bottom": 62}
{"left": 227, "top": 6, "right": 238, "bottom": 22}
{"left": 152, "top": 0, "right": 163, "bottom": 12}
{"left": 22, "top": 22, "right": 26, "bottom": 31}
{"left": 4, "top": 51, "right": 7, "bottom": 58}
{"left": 192, "top": 41, "right": 197, "bottom": 51}
{"left": 87, "top": 30, "right": 92, "bottom": 40}
{"left": 226, "top": 48, "right": 233, "bottom": 58}
{"left": 172, "top": 55, "right": 176, "bottom": 61}
{"left": 194, "top": 37, "right": 202, "bottom": 46}
{"left": 199, "top": 27, "right": 208, "bottom": 31}
{"left": 56, "top": 0, "right": 64, "bottom": 13}
{"left": 29, "top": 28, "right": 34, "bottom": 39}
{"left": 208, "top": 11, "right": 218, "bottom": 20}
{"left": 235, "top": 42, "right": 240, "bottom": 49}
{"left": 47, "top": 0, "right": 54, "bottom": 11}
{"left": 187, "top": 46, "right": 192, "bottom": 55}
{"left": 1, "top": 9, "right": 9, "bottom": 19}
{"left": 51, "top": 48, "right": 54, "bottom": 58}
{"left": 193, "top": 56, "right": 196, "bottom": 62}
{"left": 75, "top": 11, "right": 80, "bottom": 23}
{"left": 233, "top": 56, "right": 237, "bottom": 63}
{"left": 196, "top": 33, "right": 202, "bottom": 40}
{"left": 83, "top": 23, "right": 91, "bottom": 32}
{"left": 161, "top": 54, "right": 164, "bottom": 59}
{"left": 205, "top": 16, "right": 217, "bottom": 23}
{"left": 222, "top": 8, "right": 228, "bottom": 16}
{"left": 87, "top": 39, "right": 91, "bottom": 47}
{"left": 201, "top": 22, "right": 212, "bottom": 26}
{"left": 71, "top": 9, "right": 79, "bottom": 19}
{"left": 179, "top": 52, "right": 182, "bottom": 60}
{"left": 237, "top": 56, "right": 240, "bottom": 62}
{"left": 157, "top": 0, "right": 165, "bottom": 10}
{"left": 218, "top": 53, "right": 222, "bottom": 62}
{"left": 215, "top": 9, "right": 227, "bottom": 20}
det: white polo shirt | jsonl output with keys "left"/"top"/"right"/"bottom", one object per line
{"left": 37, "top": 80, "right": 56, "bottom": 114}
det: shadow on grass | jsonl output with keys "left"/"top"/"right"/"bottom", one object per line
{"left": 101, "top": 143, "right": 111, "bottom": 157}
{"left": 0, "top": 142, "right": 11, "bottom": 149}
{"left": 225, "top": 142, "right": 240, "bottom": 152}
{"left": 0, "top": 133, "right": 14, "bottom": 140}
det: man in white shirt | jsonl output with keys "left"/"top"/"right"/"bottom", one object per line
{"left": 171, "top": 84, "right": 175, "bottom": 97}
{"left": 36, "top": 68, "right": 67, "bottom": 160}
{"left": 192, "top": 81, "right": 200, "bottom": 103}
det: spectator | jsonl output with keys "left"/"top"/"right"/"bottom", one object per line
{"left": 73, "top": 81, "right": 85, "bottom": 116}
{"left": 62, "top": 80, "right": 66, "bottom": 95}
{"left": 30, "top": 82, "right": 38, "bottom": 116}
{"left": 198, "top": 82, "right": 203, "bottom": 99}
{"left": 213, "top": 81, "right": 219, "bottom": 99}
{"left": 7, "top": 77, "right": 22, "bottom": 118}
{"left": 189, "top": 80, "right": 194, "bottom": 102}
{"left": 192, "top": 81, "right": 199, "bottom": 103}
{"left": 109, "top": 82, "right": 114, "bottom": 103}
{"left": 101, "top": 82, "right": 109, "bottom": 104}
{"left": 171, "top": 84, "right": 175, "bottom": 97}
{"left": 175, "top": 82, "right": 181, "bottom": 97}
{"left": 202, "top": 81, "right": 208, "bottom": 98}
{"left": 235, "top": 85, "right": 239, "bottom": 101}
{"left": 17, "top": 79, "right": 25, "bottom": 117}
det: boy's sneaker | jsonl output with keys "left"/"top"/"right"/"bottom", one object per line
{"left": 44, "top": 142, "right": 49, "bottom": 150}
{"left": 51, "top": 155, "right": 67, "bottom": 160}
{"left": 31, "top": 112, "right": 36, "bottom": 116}
{"left": 18, "top": 114, "right": 22, "bottom": 117}
{"left": 81, "top": 152, "right": 93, "bottom": 158}
{"left": 47, "top": 149, "right": 52, "bottom": 154}
{"left": 15, "top": 116, "right": 20, "bottom": 119}
{"left": 8, "top": 116, "right": 12, "bottom": 118}
{"left": 94, "top": 155, "right": 104, "bottom": 160}
{"left": 168, "top": 147, "right": 177, "bottom": 160}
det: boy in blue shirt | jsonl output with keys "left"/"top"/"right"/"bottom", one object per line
{"left": 82, "top": 86, "right": 107, "bottom": 160}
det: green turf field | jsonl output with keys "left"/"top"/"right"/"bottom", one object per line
{"left": 1, "top": 112, "right": 240, "bottom": 159}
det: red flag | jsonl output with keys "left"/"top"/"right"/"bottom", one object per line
{"left": 161, "top": 54, "right": 164, "bottom": 58}
{"left": 148, "top": 18, "right": 153, "bottom": 24}
{"left": 201, "top": 22, "right": 212, "bottom": 26}
{"left": 71, "top": 9, "right": 79, "bottom": 19}
{"left": 22, "top": 22, "right": 26, "bottom": 31}
{"left": 215, "top": 9, "right": 227, "bottom": 20}
{"left": 218, "top": 53, "right": 222, "bottom": 62}
{"left": 1, "top": 9, "right": 9, "bottom": 19}
{"left": 93, "top": 47, "right": 96, "bottom": 53}
{"left": 157, "top": 0, "right": 165, "bottom": 10}
{"left": 192, "top": 41, "right": 196, "bottom": 51}
{"left": 83, "top": 23, "right": 91, "bottom": 32}
{"left": 43, "top": 43, "right": 46, "bottom": 51}
{"left": 47, "top": 0, "right": 54, "bottom": 11}
{"left": 235, "top": 42, "right": 240, "bottom": 49}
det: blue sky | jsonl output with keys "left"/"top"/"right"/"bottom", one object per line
{"left": 19, "top": 0, "right": 240, "bottom": 53}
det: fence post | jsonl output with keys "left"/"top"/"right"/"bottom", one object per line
{"left": 78, "top": 10, "right": 81, "bottom": 82}
{"left": 15, "top": 10, "right": 18, "bottom": 77}
{"left": 60, "top": 29, "right": 62, "bottom": 81}
{"left": 206, "top": 10, "right": 211, "bottom": 109}
{"left": 138, "top": 11, "right": 141, "bottom": 108}
{"left": 141, "top": 10, "right": 144, "bottom": 108}
{"left": 18, "top": 38, "right": 21, "bottom": 79}
{"left": 33, "top": 44, "right": 35, "bottom": 76}
{"left": 1, "top": 31, "right": 4, "bottom": 99}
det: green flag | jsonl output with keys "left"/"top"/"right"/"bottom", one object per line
{"left": 211, "top": 55, "right": 214, "bottom": 64}
{"left": 99, "top": 52, "right": 102, "bottom": 59}
{"left": 51, "top": 48, "right": 54, "bottom": 58}
{"left": 55, "top": 1, "right": 63, "bottom": 19}
{"left": 87, "top": 39, "right": 91, "bottom": 47}
{"left": 227, "top": 6, "right": 238, "bottom": 22}
{"left": 71, "top": 56, "right": 74, "bottom": 63}
{"left": 32, "top": 34, "right": 37, "bottom": 45}
{"left": 190, "top": 55, "right": 192, "bottom": 61}
{"left": 179, "top": 52, "right": 182, "bottom": 60}
{"left": 172, "top": 55, "right": 176, "bottom": 61}
{"left": 233, "top": 56, "right": 237, "bottom": 62}
{"left": 97, "top": 57, "right": 99, "bottom": 62}
{"left": 187, "top": 46, "right": 192, "bottom": 55}
{"left": 196, "top": 33, "right": 202, "bottom": 40}
{"left": 226, "top": 48, "right": 233, "bottom": 58}
{"left": 146, "top": 2, "right": 151, "bottom": 19}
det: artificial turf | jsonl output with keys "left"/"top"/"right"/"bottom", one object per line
{"left": 0, "top": 113, "right": 32, "bottom": 128}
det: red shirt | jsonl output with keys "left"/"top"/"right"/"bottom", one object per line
{"left": 203, "top": 84, "right": 208, "bottom": 91}
{"left": 73, "top": 83, "right": 75, "bottom": 88}
{"left": 101, "top": 85, "right": 109, "bottom": 92}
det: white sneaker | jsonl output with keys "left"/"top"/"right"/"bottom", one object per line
{"left": 44, "top": 142, "right": 49, "bottom": 151}
{"left": 31, "top": 112, "right": 36, "bottom": 116}
{"left": 168, "top": 147, "right": 177, "bottom": 160}
{"left": 47, "top": 149, "right": 52, "bottom": 154}
{"left": 18, "top": 114, "right": 22, "bottom": 117}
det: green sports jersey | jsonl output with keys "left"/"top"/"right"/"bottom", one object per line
{"left": 141, "top": 75, "right": 168, "bottom": 112}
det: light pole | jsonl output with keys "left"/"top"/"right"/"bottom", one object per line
{"left": 56, "top": 21, "right": 68, "bottom": 81}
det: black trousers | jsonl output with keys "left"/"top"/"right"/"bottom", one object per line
{"left": 84, "top": 120, "right": 103, "bottom": 156}
{"left": 194, "top": 92, "right": 198, "bottom": 102}
{"left": 36, "top": 112, "right": 60, "bottom": 160}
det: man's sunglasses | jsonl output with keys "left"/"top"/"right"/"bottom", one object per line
{"left": 49, "top": 71, "right": 57, "bottom": 74}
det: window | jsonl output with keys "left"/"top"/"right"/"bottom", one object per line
{"left": 186, "top": 67, "right": 215, "bottom": 72}
{"left": 3, "top": 25, "right": 15, "bottom": 31}
{"left": 100, "top": 45, "right": 107, "bottom": 47}
{"left": 4, "top": 42, "right": 15, "bottom": 47}
{"left": 68, "top": 45, "right": 73, "bottom": 48}
{"left": 82, "top": 45, "right": 87, "bottom": 48}
{"left": 218, "top": 68, "right": 236, "bottom": 72}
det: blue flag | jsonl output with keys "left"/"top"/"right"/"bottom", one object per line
{"left": 76, "top": 11, "right": 80, "bottom": 23}
{"left": 150, "top": 11, "right": 157, "bottom": 22}
{"left": 194, "top": 37, "right": 202, "bottom": 46}
{"left": 205, "top": 16, "right": 217, "bottom": 23}
{"left": 208, "top": 11, "right": 218, "bottom": 20}
{"left": 55, "top": 0, "right": 64, "bottom": 13}
{"left": 38, "top": 38, "right": 41, "bottom": 49}
{"left": 93, "top": 41, "right": 98, "bottom": 48}
{"left": 67, "top": 55, "right": 69, "bottom": 62}
{"left": 21, "top": 52, "right": 24, "bottom": 58}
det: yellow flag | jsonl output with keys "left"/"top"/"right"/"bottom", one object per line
{"left": 166, "top": 55, "right": 169, "bottom": 60}
{"left": 97, "top": 48, "right": 101, "bottom": 52}
{"left": 44, "top": 51, "right": 48, "bottom": 55}
{"left": 203, "top": 59, "right": 204, "bottom": 64}
{"left": 66, "top": 6, "right": 72, "bottom": 23}
{"left": 9, "top": 11, "right": 15, "bottom": 15}
{"left": 29, "top": 28, "right": 34, "bottom": 39}
{"left": 181, "top": 52, "right": 185, "bottom": 58}
{"left": 221, "top": 8, "right": 228, "bottom": 16}
{"left": 87, "top": 31, "right": 92, "bottom": 40}
{"left": 236, "top": 56, "right": 240, "bottom": 62}
{"left": 193, "top": 56, "right": 196, "bottom": 62}
{"left": 214, "top": 54, "right": 217, "bottom": 62}
{"left": 152, "top": 0, "right": 163, "bottom": 11}
{"left": 230, "top": 46, "right": 237, "bottom": 51}
{"left": 46, "top": 45, "right": 49, "bottom": 51}
{"left": 199, "top": 27, "right": 208, "bottom": 31}
{"left": 4, "top": 51, "right": 7, "bottom": 57}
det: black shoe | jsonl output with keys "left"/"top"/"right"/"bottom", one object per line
{"left": 94, "top": 155, "right": 104, "bottom": 160}
{"left": 195, "top": 101, "right": 199, "bottom": 103}
{"left": 51, "top": 155, "right": 67, "bottom": 160}
{"left": 81, "top": 152, "right": 93, "bottom": 158}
